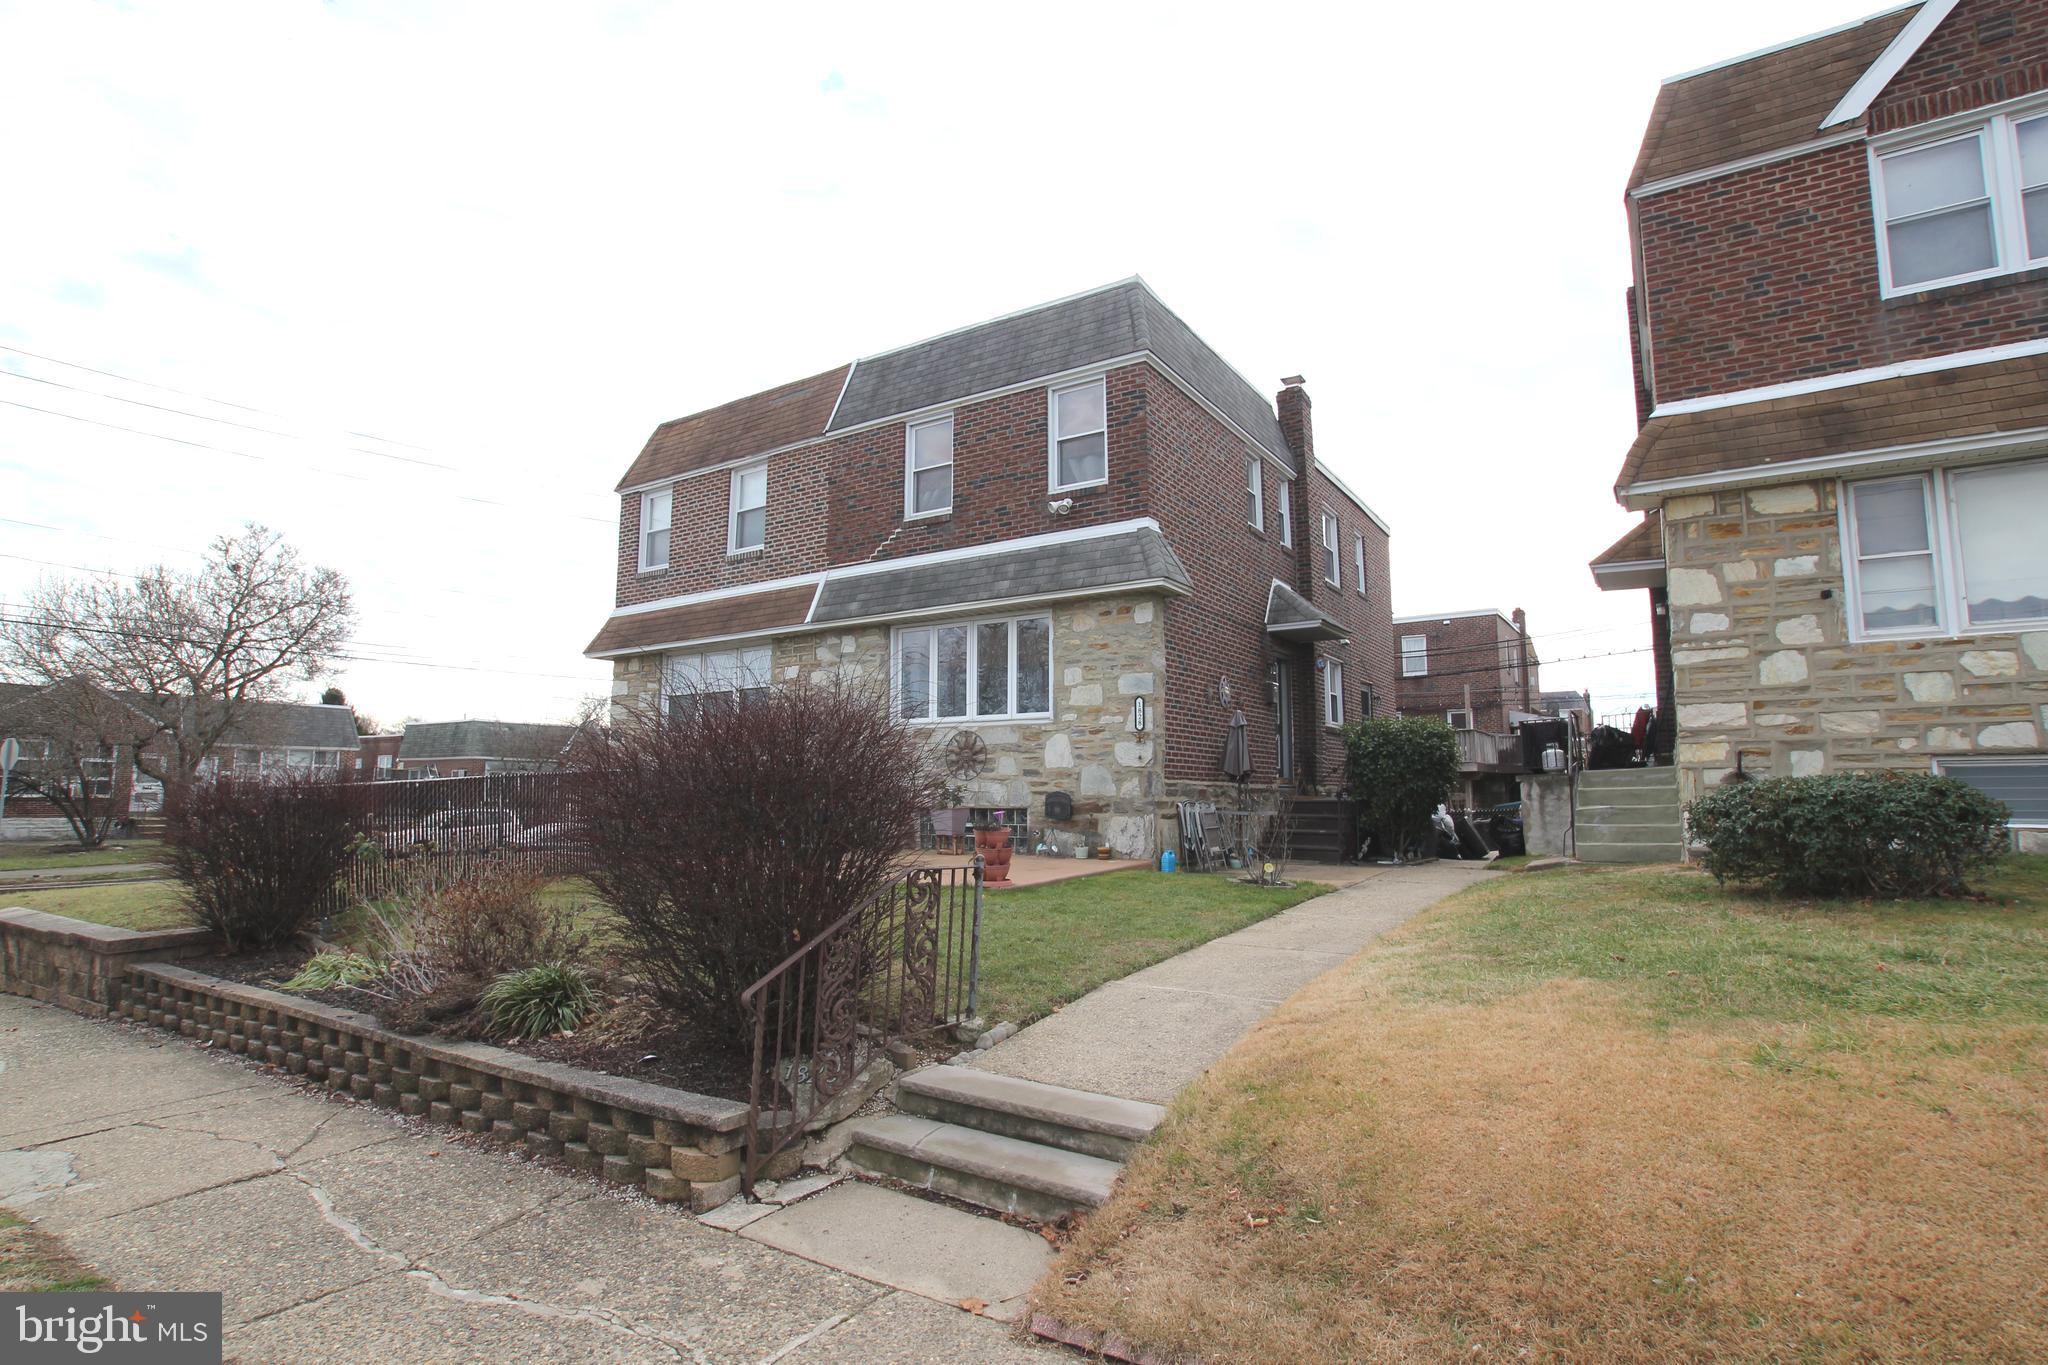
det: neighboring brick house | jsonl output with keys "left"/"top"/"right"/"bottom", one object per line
{"left": 351, "top": 732, "right": 403, "bottom": 778}
{"left": 1592, "top": 0, "right": 2048, "bottom": 849}
{"left": 586, "top": 279, "right": 1396, "bottom": 858}
{"left": 1392, "top": 608, "right": 1540, "bottom": 807}
{"left": 392, "top": 721, "right": 577, "bottom": 778}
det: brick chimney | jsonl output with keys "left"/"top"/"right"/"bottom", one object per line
{"left": 1277, "top": 378, "right": 1317, "bottom": 598}
{"left": 1276, "top": 377, "right": 1314, "bottom": 475}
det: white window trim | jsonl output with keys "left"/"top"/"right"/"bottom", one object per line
{"left": 890, "top": 612, "right": 1054, "bottom": 725}
{"left": 1870, "top": 102, "right": 2048, "bottom": 298}
{"left": 1401, "top": 633, "right": 1428, "bottom": 677}
{"left": 1276, "top": 477, "right": 1293, "bottom": 547}
{"left": 1322, "top": 661, "right": 1344, "bottom": 728}
{"left": 728, "top": 461, "right": 767, "bottom": 555}
{"left": 1047, "top": 376, "right": 1109, "bottom": 494}
{"left": 904, "top": 414, "right": 955, "bottom": 521}
{"left": 1353, "top": 532, "right": 1367, "bottom": 596}
{"left": 638, "top": 486, "right": 672, "bottom": 573}
{"left": 660, "top": 645, "right": 774, "bottom": 714}
{"left": 1446, "top": 708, "right": 1472, "bottom": 730}
{"left": 1320, "top": 509, "right": 1341, "bottom": 588}
{"left": 1838, "top": 456, "right": 2048, "bottom": 642}
{"left": 1930, "top": 754, "right": 2048, "bottom": 829}
{"left": 1246, "top": 456, "right": 1264, "bottom": 530}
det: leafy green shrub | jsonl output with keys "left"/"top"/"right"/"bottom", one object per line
{"left": 162, "top": 773, "right": 369, "bottom": 952}
{"left": 1343, "top": 716, "right": 1461, "bottom": 861}
{"left": 480, "top": 963, "right": 596, "bottom": 1039}
{"left": 280, "top": 950, "right": 383, "bottom": 992}
{"left": 1688, "top": 771, "right": 2009, "bottom": 898}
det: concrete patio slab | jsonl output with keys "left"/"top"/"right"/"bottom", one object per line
{"left": 784, "top": 1286, "right": 1055, "bottom": 1362}
{"left": 741, "top": 1180, "right": 1053, "bottom": 1323}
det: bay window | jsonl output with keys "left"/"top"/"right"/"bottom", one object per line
{"left": 1049, "top": 378, "right": 1108, "bottom": 491}
{"left": 894, "top": 613, "right": 1052, "bottom": 722}
{"left": 1874, "top": 107, "right": 2048, "bottom": 294}
{"left": 906, "top": 415, "right": 954, "bottom": 517}
{"left": 1842, "top": 457, "right": 2048, "bottom": 638}
{"left": 664, "top": 645, "right": 773, "bottom": 713}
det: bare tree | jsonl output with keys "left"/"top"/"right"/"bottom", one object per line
{"left": 0, "top": 680, "right": 157, "bottom": 847}
{"left": 0, "top": 525, "right": 355, "bottom": 788}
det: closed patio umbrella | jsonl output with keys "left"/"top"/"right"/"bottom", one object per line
{"left": 1222, "top": 709, "right": 1251, "bottom": 782}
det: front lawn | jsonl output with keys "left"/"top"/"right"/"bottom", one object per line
{"left": 0, "top": 840, "right": 163, "bottom": 873}
{"left": 1037, "top": 856, "right": 2048, "bottom": 1363}
{"left": 0, "top": 1212, "right": 106, "bottom": 1292}
{"left": 973, "top": 870, "right": 1329, "bottom": 1026}
{"left": 2, "top": 880, "right": 186, "bottom": 931}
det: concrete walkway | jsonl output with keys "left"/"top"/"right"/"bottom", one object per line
{"left": 968, "top": 861, "right": 1497, "bottom": 1103}
{"left": 0, "top": 994, "right": 1054, "bottom": 1363}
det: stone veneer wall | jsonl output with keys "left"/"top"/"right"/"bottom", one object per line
{"left": 612, "top": 592, "right": 1171, "bottom": 859}
{"left": 122, "top": 963, "right": 755, "bottom": 1210}
{"left": 1661, "top": 480, "right": 2048, "bottom": 832}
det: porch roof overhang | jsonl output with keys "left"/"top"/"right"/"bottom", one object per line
{"left": 1265, "top": 580, "right": 1348, "bottom": 643}
{"left": 1589, "top": 512, "right": 1665, "bottom": 593}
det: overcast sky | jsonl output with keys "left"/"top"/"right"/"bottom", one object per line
{"left": 0, "top": 0, "right": 1876, "bottom": 727}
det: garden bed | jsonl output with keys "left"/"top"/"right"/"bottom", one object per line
{"left": 504, "top": 1017, "right": 754, "bottom": 1102}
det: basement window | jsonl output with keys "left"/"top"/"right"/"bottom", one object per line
{"left": 1933, "top": 756, "right": 2048, "bottom": 829}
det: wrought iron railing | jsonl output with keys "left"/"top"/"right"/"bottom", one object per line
{"left": 739, "top": 861, "right": 983, "bottom": 1190}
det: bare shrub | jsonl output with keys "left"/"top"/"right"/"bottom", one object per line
{"left": 162, "top": 773, "right": 368, "bottom": 952}
{"left": 361, "top": 866, "right": 588, "bottom": 1034}
{"left": 568, "top": 680, "right": 944, "bottom": 1041}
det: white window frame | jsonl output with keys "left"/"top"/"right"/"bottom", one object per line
{"left": 1276, "top": 477, "right": 1293, "bottom": 547}
{"left": 1320, "top": 509, "right": 1341, "bottom": 587}
{"left": 1322, "top": 661, "right": 1344, "bottom": 728}
{"left": 1446, "top": 708, "right": 1473, "bottom": 730}
{"left": 1047, "top": 377, "right": 1109, "bottom": 493}
{"left": 1246, "top": 456, "right": 1263, "bottom": 529}
{"left": 661, "top": 645, "right": 773, "bottom": 714}
{"left": 1838, "top": 456, "right": 2048, "bottom": 641}
{"left": 905, "top": 414, "right": 955, "bottom": 520}
{"left": 1401, "top": 633, "right": 1428, "bottom": 677}
{"left": 638, "top": 487, "right": 671, "bottom": 573}
{"left": 890, "top": 612, "right": 1054, "bottom": 725}
{"left": 1354, "top": 532, "right": 1367, "bottom": 596}
{"left": 728, "top": 462, "right": 767, "bottom": 555}
{"left": 1870, "top": 100, "right": 2048, "bottom": 297}
{"left": 1931, "top": 754, "right": 2048, "bottom": 830}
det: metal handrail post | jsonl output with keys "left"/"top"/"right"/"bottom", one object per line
{"left": 966, "top": 855, "right": 984, "bottom": 1019}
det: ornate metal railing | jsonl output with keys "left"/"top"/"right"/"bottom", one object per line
{"left": 738, "top": 861, "right": 983, "bottom": 1190}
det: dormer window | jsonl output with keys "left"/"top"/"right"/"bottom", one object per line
{"left": 1049, "top": 378, "right": 1108, "bottom": 491}
{"left": 639, "top": 488, "right": 671, "bottom": 572}
{"left": 1874, "top": 109, "right": 2048, "bottom": 294}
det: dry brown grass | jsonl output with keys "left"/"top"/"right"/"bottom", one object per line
{"left": 1036, "top": 865, "right": 2048, "bottom": 1363}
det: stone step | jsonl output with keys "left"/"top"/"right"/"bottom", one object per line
{"left": 1577, "top": 767, "right": 1680, "bottom": 789}
{"left": 1577, "top": 785, "right": 1684, "bottom": 809}
{"left": 1576, "top": 807, "right": 1683, "bottom": 831}
{"left": 845, "top": 1114, "right": 1121, "bottom": 1222}
{"left": 1577, "top": 840, "right": 1687, "bottom": 864}
{"left": 1577, "top": 822, "right": 1685, "bottom": 846}
{"left": 894, "top": 1066, "right": 1164, "bottom": 1162}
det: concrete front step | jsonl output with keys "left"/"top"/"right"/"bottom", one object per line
{"left": 1578, "top": 770, "right": 1680, "bottom": 790}
{"left": 1578, "top": 786, "right": 1685, "bottom": 809}
{"left": 894, "top": 1065, "right": 1165, "bottom": 1162}
{"left": 1579, "top": 840, "right": 1687, "bottom": 864}
{"left": 845, "top": 1113, "right": 1121, "bottom": 1222}
{"left": 1576, "top": 821, "right": 1685, "bottom": 845}
{"left": 1576, "top": 808, "right": 1682, "bottom": 832}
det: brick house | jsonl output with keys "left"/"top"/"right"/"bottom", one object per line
{"left": 586, "top": 279, "right": 1395, "bottom": 858}
{"left": 1591, "top": 0, "right": 2048, "bottom": 849}
{"left": 1392, "top": 607, "right": 1540, "bottom": 807}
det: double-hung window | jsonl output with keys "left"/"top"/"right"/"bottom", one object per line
{"left": 894, "top": 614, "right": 1051, "bottom": 722}
{"left": 729, "top": 463, "right": 767, "bottom": 554}
{"left": 1246, "top": 456, "right": 1263, "bottom": 529}
{"left": 1874, "top": 108, "right": 2048, "bottom": 293}
{"left": 639, "top": 488, "right": 671, "bottom": 572}
{"left": 1049, "top": 379, "right": 1107, "bottom": 491}
{"left": 1320, "top": 510, "right": 1341, "bottom": 587}
{"left": 1276, "top": 477, "right": 1293, "bottom": 546}
{"left": 1353, "top": 532, "right": 1367, "bottom": 595}
{"left": 1322, "top": 661, "right": 1344, "bottom": 727}
{"left": 664, "top": 646, "right": 772, "bottom": 714}
{"left": 1401, "top": 633, "right": 1428, "bottom": 677}
{"left": 1843, "top": 458, "right": 2048, "bottom": 637}
{"left": 906, "top": 415, "right": 954, "bottom": 517}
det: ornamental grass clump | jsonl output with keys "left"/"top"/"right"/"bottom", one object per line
{"left": 162, "top": 772, "right": 369, "bottom": 952}
{"left": 481, "top": 963, "right": 596, "bottom": 1039}
{"left": 1688, "top": 770, "right": 2010, "bottom": 898}
{"left": 364, "top": 866, "right": 589, "bottom": 1034}
{"left": 567, "top": 680, "right": 944, "bottom": 1043}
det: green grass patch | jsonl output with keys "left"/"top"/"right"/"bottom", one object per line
{"left": 0, "top": 1211, "right": 107, "bottom": 1293}
{"left": 2, "top": 880, "right": 186, "bottom": 931}
{"left": 1393, "top": 855, "right": 2048, "bottom": 1040}
{"left": 973, "top": 870, "right": 1331, "bottom": 1026}
{"left": 0, "top": 841, "right": 163, "bottom": 873}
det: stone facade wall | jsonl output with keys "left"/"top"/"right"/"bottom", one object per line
{"left": 1661, "top": 481, "right": 2048, "bottom": 813}
{"left": 612, "top": 591, "right": 1170, "bottom": 859}
{"left": 124, "top": 963, "right": 753, "bottom": 1210}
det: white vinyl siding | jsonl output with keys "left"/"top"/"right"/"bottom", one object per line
{"left": 1049, "top": 379, "right": 1108, "bottom": 491}
{"left": 1401, "top": 634, "right": 1428, "bottom": 677}
{"left": 894, "top": 613, "right": 1052, "bottom": 723}
{"left": 1873, "top": 108, "right": 2048, "bottom": 294}
{"left": 1841, "top": 457, "right": 2048, "bottom": 639}
{"left": 906, "top": 415, "right": 954, "bottom": 518}
{"left": 639, "top": 488, "right": 671, "bottom": 572}
{"left": 729, "top": 463, "right": 767, "bottom": 553}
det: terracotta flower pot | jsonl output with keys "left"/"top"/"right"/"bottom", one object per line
{"left": 974, "top": 825, "right": 1014, "bottom": 884}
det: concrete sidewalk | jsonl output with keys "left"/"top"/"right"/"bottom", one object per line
{"left": 0, "top": 994, "right": 1054, "bottom": 1363}
{"left": 968, "top": 861, "right": 1496, "bottom": 1103}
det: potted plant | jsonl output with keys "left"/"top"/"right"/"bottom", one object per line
{"left": 972, "top": 810, "right": 1015, "bottom": 884}
{"left": 928, "top": 790, "right": 970, "bottom": 852}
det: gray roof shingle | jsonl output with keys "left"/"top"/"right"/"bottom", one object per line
{"left": 399, "top": 720, "right": 576, "bottom": 762}
{"left": 810, "top": 526, "right": 1193, "bottom": 625}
